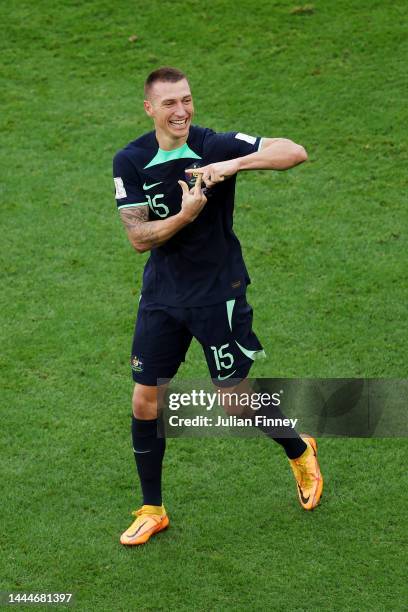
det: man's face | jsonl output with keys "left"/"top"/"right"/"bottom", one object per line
{"left": 144, "top": 79, "right": 194, "bottom": 145}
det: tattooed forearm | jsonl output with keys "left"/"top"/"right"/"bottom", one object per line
{"left": 119, "top": 205, "right": 187, "bottom": 253}
{"left": 119, "top": 205, "right": 160, "bottom": 250}
{"left": 120, "top": 205, "right": 149, "bottom": 230}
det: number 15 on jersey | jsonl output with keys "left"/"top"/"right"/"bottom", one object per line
{"left": 146, "top": 193, "right": 169, "bottom": 218}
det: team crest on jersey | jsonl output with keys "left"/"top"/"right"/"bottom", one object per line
{"left": 185, "top": 162, "right": 202, "bottom": 188}
{"left": 131, "top": 356, "right": 144, "bottom": 372}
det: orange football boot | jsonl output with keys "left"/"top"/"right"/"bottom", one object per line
{"left": 120, "top": 505, "right": 169, "bottom": 545}
{"left": 289, "top": 435, "right": 323, "bottom": 510}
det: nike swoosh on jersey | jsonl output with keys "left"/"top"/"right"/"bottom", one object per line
{"left": 143, "top": 181, "right": 163, "bottom": 190}
{"left": 217, "top": 370, "right": 237, "bottom": 380}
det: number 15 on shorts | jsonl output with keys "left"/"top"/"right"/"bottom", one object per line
{"left": 210, "top": 344, "right": 234, "bottom": 371}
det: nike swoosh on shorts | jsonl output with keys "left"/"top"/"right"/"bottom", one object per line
{"left": 217, "top": 370, "right": 237, "bottom": 380}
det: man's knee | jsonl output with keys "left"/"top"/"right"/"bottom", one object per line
{"left": 217, "top": 378, "right": 254, "bottom": 416}
{"left": 132, "top": 384, "right": 158, "bottom": 419}
{"left": 132, "top": 383, "right": 168, "bottom": 419}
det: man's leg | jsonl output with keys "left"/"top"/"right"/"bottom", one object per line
{"left": 131, "top": 383, "right": 166, "bottom": 507}
{"left": 120, "top": 298, "right": 192, "bottom": 546}
{"left": 218, "top": 378, "right": 307, "bottom": 458}
{"left": 120, "top": 383, "right": 169, "bottom": 546}
{"left": 217, "top": 378, "right": 323, "bottom": 510}
{"left": 194, "top": 296, "right": 323, "bottom": 510}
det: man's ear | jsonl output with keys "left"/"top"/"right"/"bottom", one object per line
{"left": 144, "top": 99, "right": 154, "bottom": 118}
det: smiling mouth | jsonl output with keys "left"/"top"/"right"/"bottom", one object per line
{"left": 169, "top": 118, "right": 189, "bottom": 128}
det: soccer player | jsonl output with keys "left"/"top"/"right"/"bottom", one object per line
{"left": 113, "top": 67, "right": 323, "bottom": 546}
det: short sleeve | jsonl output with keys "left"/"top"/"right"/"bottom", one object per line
{"left": 112, "top": 151, "right": 148, "bottom": 210}
{"left": 203, "top": 130, "right": 263, "bottom": 162}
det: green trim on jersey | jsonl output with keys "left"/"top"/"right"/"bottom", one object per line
{"left": 144, "top": 142, "right": 201, "bottom": 169}
{"left": 117, "top": 202, "right": 148, "bottom": 209}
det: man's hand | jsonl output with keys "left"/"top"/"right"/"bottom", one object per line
{"left": 185, "top": 159, "right": 240, "bottom": 188}
{"left": 186, "top": 139, "right": 307, "bottom": 183}
{"left": 178, "top": 173, "right": 208, "bottom": 223}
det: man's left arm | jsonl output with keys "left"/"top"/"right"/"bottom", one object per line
{"left": 186, "top": 138, "right": 307, "bottom": 187}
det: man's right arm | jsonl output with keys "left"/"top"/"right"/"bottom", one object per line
{"left": 119, "top": 177, "right": 207, "bottom": 253}
{"left": 120, "top": 205, "right": 188, "bottom": 253}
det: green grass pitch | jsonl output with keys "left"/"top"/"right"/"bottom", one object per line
{"left": 1, "top": 0, "right": 407, "bottom": 609}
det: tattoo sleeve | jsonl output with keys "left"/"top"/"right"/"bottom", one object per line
{"left": 120, "top": 205, "right": 149, "bottom": 231}
{"left": 119, "top": 205, "right": 186, "bottom": 252}
{"left": 119, "top": 205, "right": 158, "bottom": 249}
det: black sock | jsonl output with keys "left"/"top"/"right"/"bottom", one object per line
{"left": 249, "top": 385, "right": 307, "bottom": 459}
{"left": 131, "top": 416, "right": 165, "bottom": 506}
{"left": 257, "top": 412, "right": 307, "bottom": 459}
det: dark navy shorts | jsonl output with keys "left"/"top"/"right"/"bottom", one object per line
{"left": 130, "top": 295, "right": 264, "bottom": 387}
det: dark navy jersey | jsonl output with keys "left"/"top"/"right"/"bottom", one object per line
{"left": 113, "top": 125, "right": 263, "bottom": 306}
